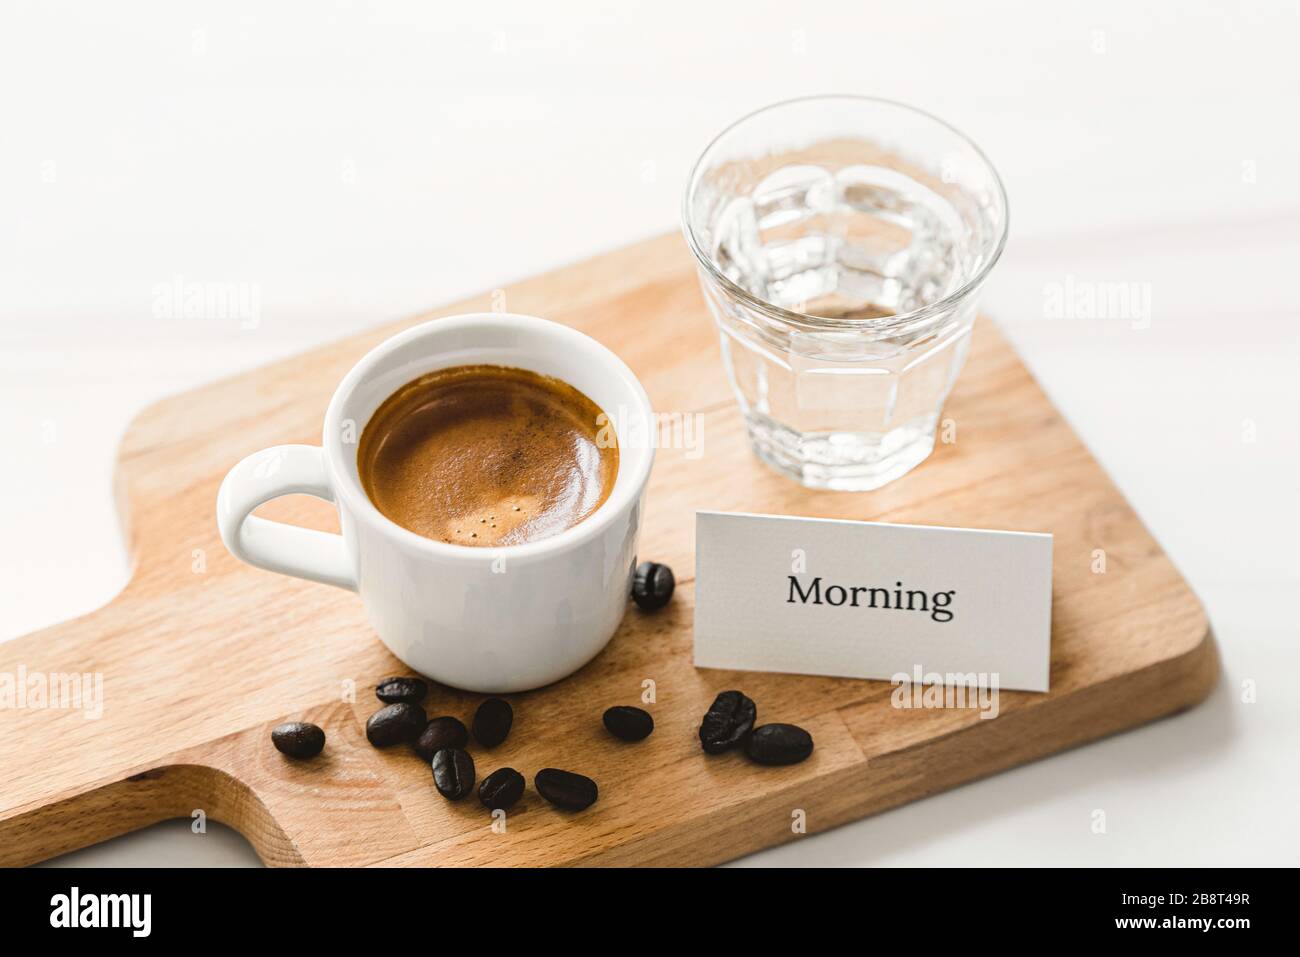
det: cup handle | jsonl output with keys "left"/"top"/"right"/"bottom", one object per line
{"left": 216, "top": 444, "right": 358, "bottom": 591}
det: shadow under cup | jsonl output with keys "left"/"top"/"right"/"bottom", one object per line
{"left": 683, "top": 95, "right": 1009, "bottom": 491}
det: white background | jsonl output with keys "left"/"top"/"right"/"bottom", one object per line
{"left": 2, "top": 0, "right": 1296, "bottom": 866}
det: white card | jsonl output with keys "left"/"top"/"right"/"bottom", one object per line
{"left": 694, "top": 511, "right": 1053, "bottom": 692}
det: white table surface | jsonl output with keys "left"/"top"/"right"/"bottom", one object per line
{"left": 3, "top": 0, "right": 1296, "bottom": 867}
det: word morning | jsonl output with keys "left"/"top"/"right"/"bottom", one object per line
{"left": 786, "top": 575, "right": 956, "bottom": 622}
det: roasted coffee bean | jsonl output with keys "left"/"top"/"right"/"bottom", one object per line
{"left": 745, "top": 723, "right": 814, "bottom": 765}
{"left": 365, "top": 702, "right": 427, "bottom": 747}
{"left": 478, "top": 767, "right": 526, "bottom": 811}
{"left": 375, "top": 676, "right": 428, "bottom": 705}
{"left": 431, "top": 748, "right": 476, "bottom": 800}
{"left": 271, "top": 721, "right": 325, "bottom": 759}
{"left": 535, "top": 768, "right": 598, "bottom": 811}
{"left": 472, "top": 697, "right": 513, "bottom": 747}
{"left": 698, "top": 690, "right": 756, "bottom": 754}
{"left": 603, "top": 705, "right": 654, "bottom": 741}
{"left": 413, "top": 716, "right": 469, "bottom": 762}
{"left": 632, "top": 561, "right": 675, "bottom": 611}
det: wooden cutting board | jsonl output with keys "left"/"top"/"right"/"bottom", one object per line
{"left": 0, "top": 233, "right": 1216, "bottom": 867}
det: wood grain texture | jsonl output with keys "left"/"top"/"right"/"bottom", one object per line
{"left": 0, "top": 232, "right": 1217, "bottom": 867}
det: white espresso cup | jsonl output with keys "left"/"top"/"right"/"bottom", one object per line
{"left": 216, "top": 314, "right": 655, "bottom": 692}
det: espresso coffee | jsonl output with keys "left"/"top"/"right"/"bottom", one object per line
{"left": 357, "top": 364, "right": 618, "bottom": 547}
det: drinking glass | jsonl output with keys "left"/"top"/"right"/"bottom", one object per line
{"left": 683, "top": 95, "right": 1009, "bottom": 490}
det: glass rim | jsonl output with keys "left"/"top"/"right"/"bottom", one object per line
{"left": 681, "top": 94, "right": 1010, "bottom": 332}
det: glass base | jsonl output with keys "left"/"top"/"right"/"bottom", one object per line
{"left": 745, "top": 413, "right": 938, "bottom": 492}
